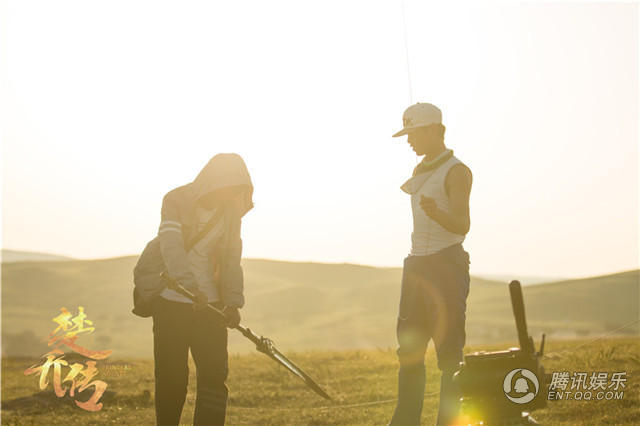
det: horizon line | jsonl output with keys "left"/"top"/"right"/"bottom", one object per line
{"left": 2, "top": 248, "right": 637, "bottom": 283}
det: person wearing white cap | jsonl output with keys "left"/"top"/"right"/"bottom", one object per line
{"left": 389, "top": 103, "right": 473, "bottom": 426}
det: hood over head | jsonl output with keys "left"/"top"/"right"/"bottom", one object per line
{"left": 190, "top": 153, "right": 254, "bottom": 217}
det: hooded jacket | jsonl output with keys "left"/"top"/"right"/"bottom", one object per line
{"left": 134, "top": 153, "right": 253, "bottom": 309}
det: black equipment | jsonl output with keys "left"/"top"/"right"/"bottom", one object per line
{"left": 454, "top": 280, "right": 548, "bottom": 425}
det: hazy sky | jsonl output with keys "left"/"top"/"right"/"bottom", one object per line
{"left": 2, "top": 1, "right": 638, "bottom": 278}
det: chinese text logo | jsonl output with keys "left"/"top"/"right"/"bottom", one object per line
{"left": 24, "top": 306, "right": 114, "bottom": 411}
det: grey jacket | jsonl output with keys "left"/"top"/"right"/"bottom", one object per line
{"left": 134, "top": 153, "right": 253, "bottom": 308}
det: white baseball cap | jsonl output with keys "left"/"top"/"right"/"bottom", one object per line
{"left": 392, "top": 102, "right": 442, "bottom": 137}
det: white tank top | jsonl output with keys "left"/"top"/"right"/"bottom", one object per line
{"left": 402, "top": 155, "right": 467, "bottom": 256}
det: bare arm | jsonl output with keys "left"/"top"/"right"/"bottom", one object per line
{"left": 419, "top": 164, "right": 472, "bottom": 235}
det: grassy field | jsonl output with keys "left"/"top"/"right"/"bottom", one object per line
{"left": 2, "top": 337, "right": 639, "bottom": 425}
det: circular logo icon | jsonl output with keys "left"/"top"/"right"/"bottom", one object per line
{"left": 503, "top": 368, "right": 539, "bottom": 404}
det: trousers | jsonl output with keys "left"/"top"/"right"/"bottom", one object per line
{"left": 152, "top": 296, "right": 229, "bottom": 426}
{"left": 389, "top": 243, "right": 470, "bottom": 426}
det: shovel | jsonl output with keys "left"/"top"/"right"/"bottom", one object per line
{"left": 160, "top": 271, "right": 332, "bottom": 401}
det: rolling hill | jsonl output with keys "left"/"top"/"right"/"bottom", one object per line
{"left": 1, "top": 253, "right": 638, "bottom": 359}
{"left": 1, "top": 249, "right": 74, "bottom": 263}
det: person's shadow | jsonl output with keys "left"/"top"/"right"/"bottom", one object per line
{"left": 2, "top": 388, "right": 116, "bottom": 415}
{"left": 2, "top": 388, "right": 153, "bottom": 415}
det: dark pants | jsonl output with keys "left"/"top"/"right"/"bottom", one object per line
{"left": 390, "top": 244, "right": 470, "bottom": 426}
{"left": 152, "top": 296, "right": 229, "bottom": 426}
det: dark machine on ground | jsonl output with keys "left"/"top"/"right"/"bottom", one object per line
{"left": 454, "top": 280, "right": 548, "bottom": 425}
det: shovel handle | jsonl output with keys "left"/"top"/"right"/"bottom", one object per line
{"left": 159, "top": 272, "right": 331, "bottom": 400}
{"left": 160, "top": 271, "right": 228, "bottom": 318}
{"left": 159, "top": 271, "right": 257, "bottom": 335}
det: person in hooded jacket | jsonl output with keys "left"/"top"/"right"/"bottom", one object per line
{"left": 151, "top": 153, "right": 253, "bottom": 426}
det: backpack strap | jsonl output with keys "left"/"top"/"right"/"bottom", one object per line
{"left": 185, "top": 206, "right": 226, "bottom": 253}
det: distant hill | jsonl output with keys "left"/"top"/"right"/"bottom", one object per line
{"left": 1, "top": 249, "right": 74, "bottom": 263}
{"left": 1, "top": 253, "right": 638, "bottom": 358}
{"left": 476, "top": 274, "right": 568, "bottom": 285}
